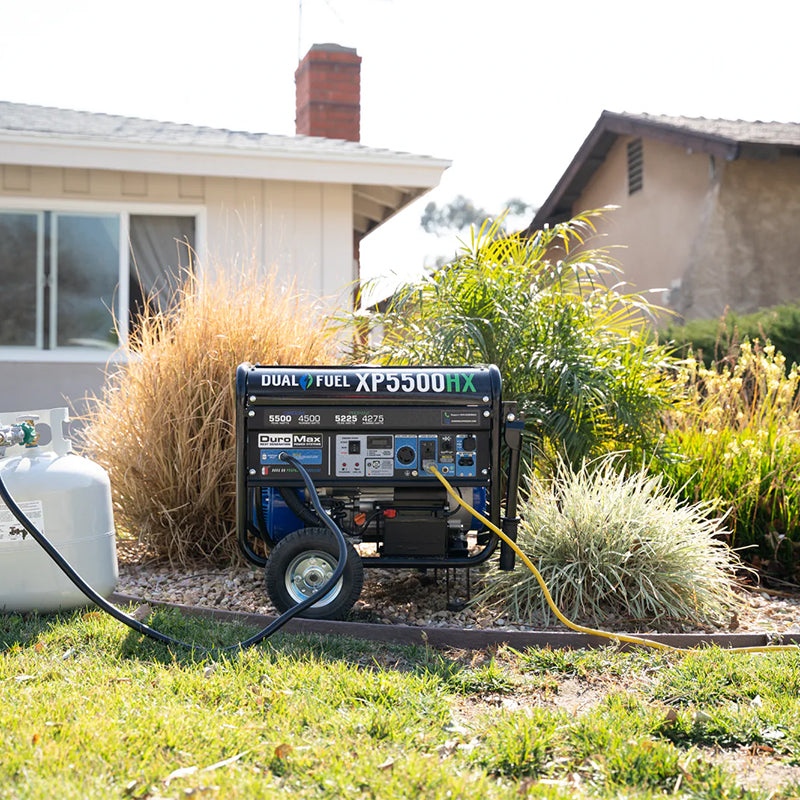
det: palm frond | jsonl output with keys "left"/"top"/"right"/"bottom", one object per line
{"left": 341, "top": 208, "right": 676, "bottom": 471}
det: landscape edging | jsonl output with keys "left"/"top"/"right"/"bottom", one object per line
{"left": 109, "top": 593, "right": 799, "bottom": 651}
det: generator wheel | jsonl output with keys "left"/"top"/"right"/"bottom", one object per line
{"left": 265, "top": 528, "right": 363, "bottom": 620}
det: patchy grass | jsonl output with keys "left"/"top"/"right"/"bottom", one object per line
{"left": 2, "top": 609, "right": 800, "bottom": 798}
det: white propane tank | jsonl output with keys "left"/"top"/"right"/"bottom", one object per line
{"left": 0, "top": 408, "right": 118, "bottom": 613}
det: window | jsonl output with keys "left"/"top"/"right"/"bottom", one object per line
{"left": 627, "top": 138, "right": 643, "bottom": 195}
{"left": 0, "top": 211, "right": 39, "bottom": 346}
{"left": 0, "top": 208, "right": 195, "bottom": 351}
{"left": 129, "top": 215, "right": 196, "bottom": 318}
{"left": 55, "top": 212, "right": 120, "bottom": 349}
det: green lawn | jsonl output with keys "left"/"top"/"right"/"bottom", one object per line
{"left": 2, "top": 607, "right": 799, "bottom": 799}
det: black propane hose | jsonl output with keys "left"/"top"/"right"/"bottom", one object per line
{"left": 233, "top": 453, "right": 348, "bottom": 649}
{"left": 0, "top": 452, "right": 347, "bottom": 653}
{"left": 278, "top": 485, "right": 326, "bottom": 528}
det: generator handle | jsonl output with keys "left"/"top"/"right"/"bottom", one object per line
{"left": 500, "top": 401, "right": 524, "bottom": 571}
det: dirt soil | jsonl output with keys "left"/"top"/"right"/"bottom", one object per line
{"left": 116, "top": 544, "right": 800, "bottom": 636}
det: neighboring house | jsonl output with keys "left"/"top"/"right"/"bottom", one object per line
{"left": 527, "top": 111, "right": 800, "bottom": 323}
{"left": 0, "top": 43, "right": 449, "bottom": 414}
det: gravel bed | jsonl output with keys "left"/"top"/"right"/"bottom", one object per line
{"left": 115, "top": 554, "right": 800, "bottom": 636}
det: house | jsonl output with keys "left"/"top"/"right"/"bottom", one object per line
{"left": 0, "top": 44, "right": 449, "bottom": 414}
{"left": 526, "top": 111, "right": 800, "bottom": 322}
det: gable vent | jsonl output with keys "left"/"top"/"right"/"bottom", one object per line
{"left": 627, "top": 138, "right": 643, "bottom": 194}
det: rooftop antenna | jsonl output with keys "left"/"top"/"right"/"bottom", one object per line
{"left": 298, "top": 0, "right": 303, "bottom": 62}
{"left": 298, "top": 0, "right": 347, "bottom": 60}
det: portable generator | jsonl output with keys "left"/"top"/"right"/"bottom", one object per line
{"left": 236, "top": 364, "right": 523, "bottom": 620}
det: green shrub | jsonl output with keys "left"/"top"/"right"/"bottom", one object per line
{"left": 661, "top": 302, "right": 800, "bottom": 370}
{"left": 658, "top": 340, "right": 800, "bottom": 565}
{"left": 80, "top": 265, "right": 339, "bottom": 565}
{"left": 475, "top": 455, "right": 744, "bottom": 630}
{"left": 349, "top": 210, "right": 675, "bottom": 469}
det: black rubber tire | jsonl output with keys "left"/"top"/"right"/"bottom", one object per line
{"left": 265, "top": 528, "right": 364, "bottom": 620}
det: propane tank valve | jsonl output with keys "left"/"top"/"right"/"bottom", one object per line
{"left": 17, "top": 415, "right": 40, "bottom": 448}
{"left": 0, "top": 426, "right": 24, "bottom": 448}
{"left": 0, "top": 418, "right": 38, "bottom": 453}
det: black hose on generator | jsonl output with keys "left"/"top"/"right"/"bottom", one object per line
{"left": 278, "top": 485, "right": 326, "bottom": 528}
{"left": 0, "top": 452, "right": 347, "bottom": 653}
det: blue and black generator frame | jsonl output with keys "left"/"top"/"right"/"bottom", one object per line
{"left": 235, "top": 364, "right": 523, "bottom": 620}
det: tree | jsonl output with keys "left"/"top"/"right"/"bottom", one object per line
{"left": 420, "top": 195, "right": 535, "bottom": 236}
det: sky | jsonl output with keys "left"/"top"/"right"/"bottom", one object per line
{"left": 3, "top": 0, "right": 799, "bottom": 298}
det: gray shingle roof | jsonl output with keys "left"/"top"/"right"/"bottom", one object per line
{"left": 617, "top": 112, "right": 800, "bottom": 147}
{"left": 528, "top": 110, "right": 800, "bottom": 231}
{"left": 0, "top": 100, "right": 437, "bottom": 163}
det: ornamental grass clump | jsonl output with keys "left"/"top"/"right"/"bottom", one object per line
{"left": 80, "top": 264, "right": 339, "bottom": 565}
{"left": 476, "top": 456, "right": 745, "bottom": 630}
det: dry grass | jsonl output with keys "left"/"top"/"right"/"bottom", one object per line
{"left": 79, "top": 263, "right": 340, "bottom": 565}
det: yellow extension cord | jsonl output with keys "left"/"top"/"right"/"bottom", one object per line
{"left": 427, "top": 465, "right": 799, "bottom": 655}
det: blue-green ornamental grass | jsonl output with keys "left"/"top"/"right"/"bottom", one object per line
{"left": 2, "top": 609, "right": 800, "bottom": 799}
{"left": 475, "top": 454, "right": 745, "bottom": 630}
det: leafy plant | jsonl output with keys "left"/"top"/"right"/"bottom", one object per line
{"left": 350, "top": 209, "right": 675, "bottom": 469}
{"left": 474, "top": 455, "right": 745, "bottom": 630}
{"left": 662, "top": 301, "right": 800, "bottom": 370}
{"left": 658, "top": 340, "right": 800, "bottom": 564}
{"left": 79, "top": 264, "right": 339, "bottom": 565}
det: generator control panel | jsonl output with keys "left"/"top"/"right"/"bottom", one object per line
{"left": 250, "top": 413, "right": 489, "bottom": 482}
{"left": 238, "top": 366, "right": 501, "bottom": 485}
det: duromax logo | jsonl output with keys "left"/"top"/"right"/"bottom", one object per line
{"left": 299, "top": 374, "right": 314, "bottom": 390}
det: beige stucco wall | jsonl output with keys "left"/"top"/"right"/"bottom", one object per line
{"left": 573, "top": 138, "right": 800, "bottom": 322}
{"left": 0, "top": 164, "right": 355, "bottom": 415}
{"left": 677, "top": 156, "right": 800, "bottom": 318}
{"left": 576, "top": 136, "right": 712, "bottom": 313}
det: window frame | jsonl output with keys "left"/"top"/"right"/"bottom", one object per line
{"left": 0, "top": 198, "right": 206, "bottom": 363}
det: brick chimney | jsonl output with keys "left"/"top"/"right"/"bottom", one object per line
{"left": 295, "top": 43, "right": 361, "bottom": 141}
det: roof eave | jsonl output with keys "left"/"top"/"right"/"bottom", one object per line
{"left": 527, "top": 110, "right": 741, "bottom": 232}
{"left": 0, "top": 132, "right": 451, "bottom": 188}
{"left": 354, "top": 184, "right": 434, "bottom": 238}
